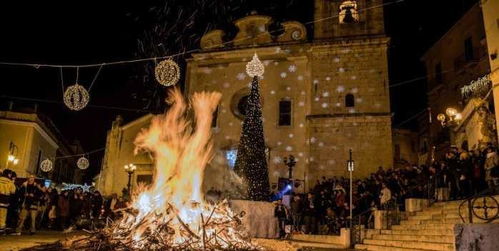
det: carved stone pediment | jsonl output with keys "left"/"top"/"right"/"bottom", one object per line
{"left": 199, "top": 15, "right": 307, "bottom": 50}
{"left": 277, "top": 21, "right": 307, "bottom": 42}
{"left": 200, "top": 30, "right": 225, "bottom": 50}
{"left": 233, "top": 15, "right": 273, "bottom": 46}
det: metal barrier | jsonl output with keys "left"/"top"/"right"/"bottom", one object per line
{"left": 458, "top": 186, "right": 499, "bottom": 223}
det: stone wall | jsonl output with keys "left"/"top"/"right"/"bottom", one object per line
{"left": 455, "top": 224, "right": 499, "bottom": 251}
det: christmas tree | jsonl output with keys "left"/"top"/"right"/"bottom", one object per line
{"left": 234, "top": 54, "right": 270, "bottom": 201}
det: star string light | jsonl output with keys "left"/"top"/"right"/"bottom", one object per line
{"left": 461, "top": 74, "right": 491, "bottom": 98}
{"left": 155, "top": 59, "right": 180, "bottom": 86}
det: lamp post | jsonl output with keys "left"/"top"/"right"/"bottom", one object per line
{"left": 283, "top": 155, "right": 297, "bottom": 179}
{"left": 436, "top": 107, "right": 462, "bottom": 145}
{"left": 6, "top": 142, "right": 19, "bottom": 169}
{"left": 124, "top": 164, "right": 137, "bottom": 197}
{"left": 347, "top": 149, "right": 355, "bottom": 228}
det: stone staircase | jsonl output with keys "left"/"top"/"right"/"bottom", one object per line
{"left": 355, "top": 200, "right": 468, "bottom": 251}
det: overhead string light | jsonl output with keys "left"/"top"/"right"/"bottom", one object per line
{"left": 77, "top": 156, "right": 90, "bottom": 170}
{"left": 40, "top": 158, "right": 54, "bottom": 172}
{"left": 155, "top": 58, "right": 180, "bottom": 86}
{"left": 63, "top": 67, "right": 90, "bottom": 111}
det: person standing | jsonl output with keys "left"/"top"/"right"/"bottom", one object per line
{"left": 14, "top": 176, "right": 41, "bottom": 235}
{"left": 58, "top": 191, "right": 70, "bottom": 230}
{"left": 379, "top": 183, "right": 392, "bottom": 209}
{"left": 274, "top": 199, "right": 289, "bottom": 239}
{"left": 289, "top": 195, "right": 303, "bottom": 232}
{"left": 0, "top": 169, "right": 16, "bottom": 234}
{"left": 484, "top": 147, "right": 499, "bottom": 191}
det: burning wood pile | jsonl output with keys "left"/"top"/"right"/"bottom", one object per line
{"left": 64, "top": 199, "right": 258, "bottom": 250}
{"left": 38, "top": 90, "right": 260, "bottom": 251}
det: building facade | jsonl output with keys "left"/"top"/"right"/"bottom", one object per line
{"left": 0, "top": 108, "right": 84, "bottom": 184}
{"left": 420, "top": 3, "right": 491, "bottom": 155}
{"left": 482, "top": 0, "right": 499, "bottom": 143}
{"left": 187, "top": 0, "right": 392, "bottom": 187}
{"left": 98, "top": 0, "right": 393, "bottom": 195}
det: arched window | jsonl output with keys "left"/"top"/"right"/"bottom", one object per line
{"left": 339, "top": 1, "right": 359, "bottom": 24}
{"left": 345, "top": 94, "right": 355, "bottom": 107}
{"left": 278, "top": 100, "right": 292, "bottom": 126}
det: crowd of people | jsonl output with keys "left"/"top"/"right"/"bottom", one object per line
{"left": 0, "top": 170, "right": 127, "bottom": 235}
{"left": 273, "top": 146, "right": 499, "bottom": 238}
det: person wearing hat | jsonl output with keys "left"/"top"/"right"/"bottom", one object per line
{"left": 0, "top": 169, "right": 16, "bottom": 234}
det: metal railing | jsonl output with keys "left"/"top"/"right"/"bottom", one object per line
{"left": 458, "top": 186, "right": 499, "bottom": 223}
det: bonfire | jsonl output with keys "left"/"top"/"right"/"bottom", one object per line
{"left": 58, "top": 90, "right": 260, "bottom": 251}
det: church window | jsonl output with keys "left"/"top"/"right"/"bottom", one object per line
{"left": 464, "top": 36, "right": 474, "bottom": 62}
{"left": 339, "top": 1, "right": 359, "bottom": 24}
{"left": 345, "top": 94, "right": 355, "bottom": 107}
{"left": 278, "top": 100, "right": 292, "bottom": 126}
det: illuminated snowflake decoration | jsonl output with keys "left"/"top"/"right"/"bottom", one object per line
{"left": 246, "top": 53, "right": 265, "bottom": 78}
{"left": 299, "top": 123, "right": 304, "bottom": 128}
{"left": 223, "top": 82, "right": 230, "bottom": 88}
{"left": 270, "top": 90, "right": 276, "bottom": 95}
{"left": 64, "top": 83, "right": 90, "bottom": 111}
{"left": 288, "top": 65, "right": 297, "bottom": 72}
{"left": 297, "top": 75, "right": 304, "bottom": 81}
{"left": 339, "top": 67, "right": 345, "bottom": 73}
{"left": 334, "top": 57, "right": 340, "bottom": 63}
{"left": 298, "top": 101, "right": 305, "bottom": 107}
{"left": 236, "top": 73, "right": 246, "bottom": 81}
{"left": 289, "top": 134, "right": 294, "bottom": 138}
{"left": 337, "top": 86, "right": 345, "bottom": 93}
{"left": 322, "top": 103, "right": 329, "bottom": 108}
{"left": 286, "top": 146, "right": 293, "bottom": 152}
{"left": 322, "top": 91, "right": 330, "bottom": 97}
{"left": 280, "top": 72, "right": 287, "bottom": 78}
{"left": 326, "top": 76, "right": 331, "bottom": 81}
{"left": 273, "top": 157, "right": 282, "bottom": 164}
{"left": 77, "top": 156, "right": 90, "bottom": 170}
{"left": 155, "top": 59, "right": 180, "bottom": 86}
{"left": 40, "top": 159, "right": 53, "bottom": 172}
{"left": 352, "top": 88, "right": 359, "bottom": 94}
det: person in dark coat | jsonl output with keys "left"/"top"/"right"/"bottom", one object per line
{"left": 274, "top": 200, "right": 289, "bottom": 238}
{"left": 302, "top": 193, "right": 318, "bottom": 234}
{"left": 69, "top": 188, "right": 84, "bottom": 226}
{"left": 91, "top": 191, "right": 103, "bottom": 219}
{"left": 58, "top": 191, "right": 70, "bottom": 230}
{"left": 15, "top": 176, "right": 41, "bottom": 235}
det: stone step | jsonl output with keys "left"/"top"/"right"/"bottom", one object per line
{"left": 391, "top": 223, "right": 455, "bottom": 231}
{"left": 355, "top": 243, "right": 428, "bottom": 251}
{"left": 380, "top": 229, "right": 454, "bottom": 236}
{"left": 399, "top": 218, "right": 461, "bottom": 225}
{"left": 371, "top": 234, "right": 454, "bottom": 243}
{"left": 363, "top": 239, "right": 454, "bottom": 251}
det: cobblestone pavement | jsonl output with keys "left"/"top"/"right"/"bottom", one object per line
{"left": 0, "top": 230, "right": 84, "bottom": 251}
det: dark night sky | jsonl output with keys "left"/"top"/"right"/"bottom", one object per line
{"left": 0, "top": 0, "right": 479, "bottom": 181}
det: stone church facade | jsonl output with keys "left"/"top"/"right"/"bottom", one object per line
{"left": 98, "top": 0, "right": 393, "bottom": 195}
{"left": 187, "top": 0, "right": 392, "bottom": 189}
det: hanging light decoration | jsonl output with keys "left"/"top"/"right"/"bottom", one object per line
{"left": 64, "top": 83, "right": 90, "bottom": 111}
{"left": 155, "top": 59, "right": 180, "bottom": 86}
{"left": 40, "top": 159, "right": 53, "bottom": 172}
{"left": 77, "top": 156, "right": 90, "bottom": 170}
{"left": 246, "top": 53, "right": 265, "bottom": 78}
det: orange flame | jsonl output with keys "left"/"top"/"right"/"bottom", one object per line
{"left": 114, "top": 89, "right": 256, "bottom": 249}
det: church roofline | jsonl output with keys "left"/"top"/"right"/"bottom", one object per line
{"left": 120, "top": 114, "right": 154, "bottom": 131}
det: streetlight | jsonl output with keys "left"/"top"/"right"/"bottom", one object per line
{"left": 124, "top": 164, "right": 137, "bottom": 196}
{"left": 437, "top": 107, "right": 462, "bottom": 127}
{"left": 347, "top": 149, "right": 355, "bottom": 228}
{"left": 6, "top": 142, "right": 19, "bottom": 169}
{"left": 283, "top": 155, "right": 297, "bottom": 179}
